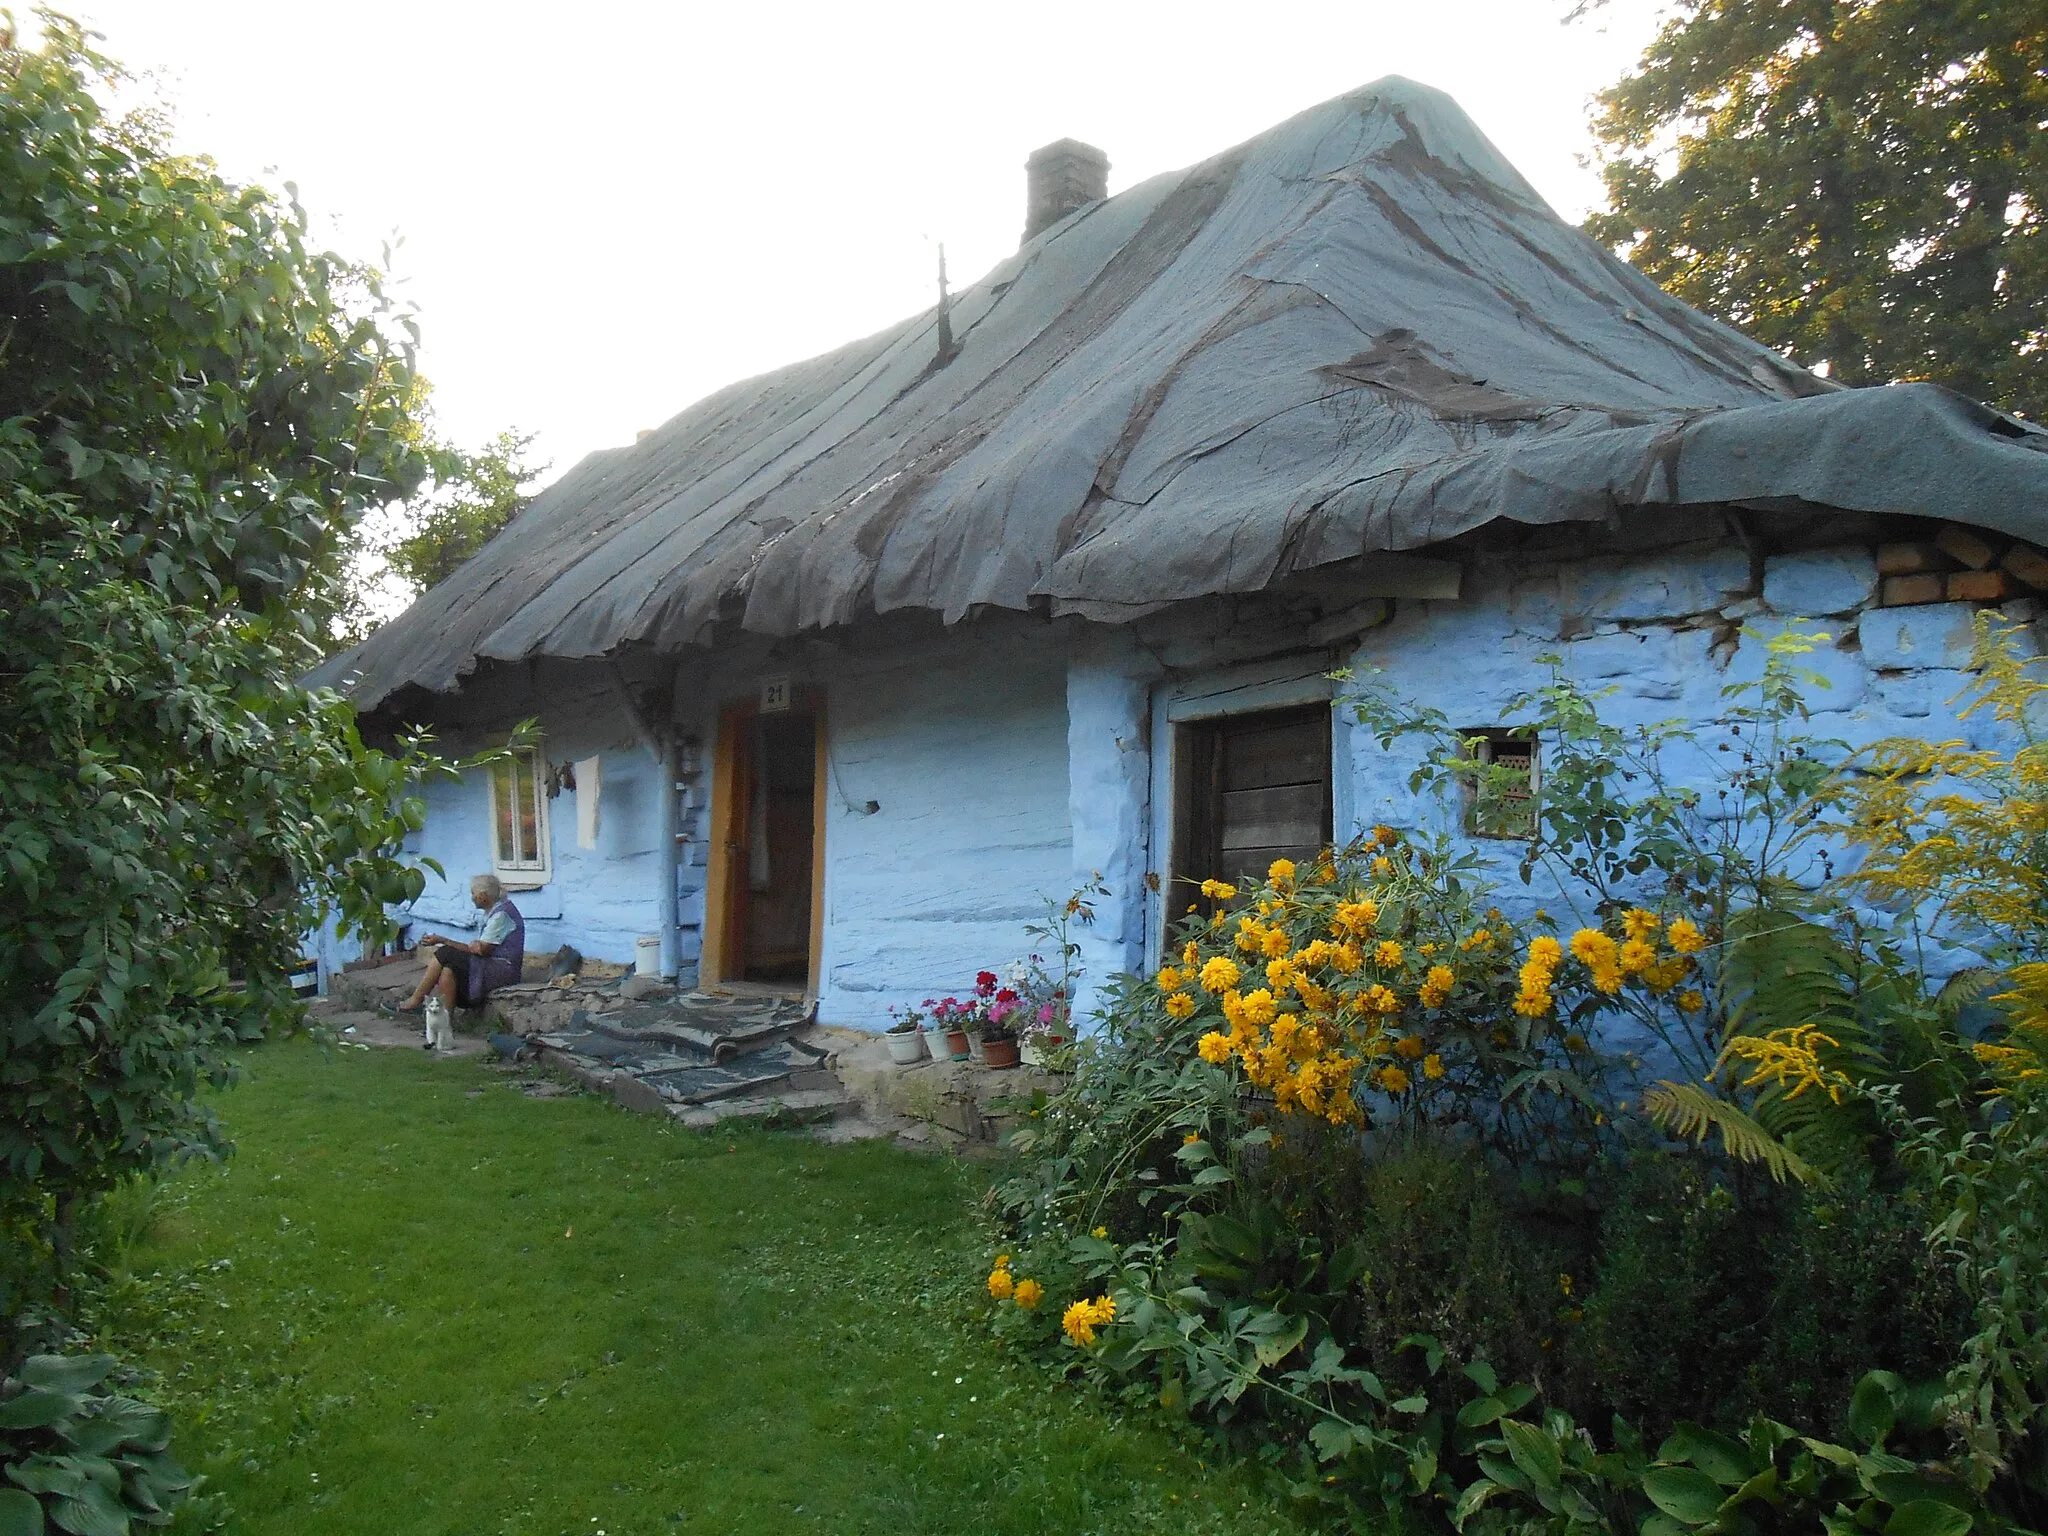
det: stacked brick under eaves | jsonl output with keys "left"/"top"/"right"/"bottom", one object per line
{"left": 1879, "top": 527, "right": 2048, "bottom": 607}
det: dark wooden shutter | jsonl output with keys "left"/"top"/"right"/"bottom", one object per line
{"left": 1170, "top": 705, "right": 1332, "bottom": 910}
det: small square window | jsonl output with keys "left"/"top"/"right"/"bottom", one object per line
{"left": 488, "top": 743, "right": 552, "bottom": 886}
{"left": 1461, "top": 730, "right": 1537, "bottom": 839}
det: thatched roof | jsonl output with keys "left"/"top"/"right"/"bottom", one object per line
{"left": 324, "top": 77, "right": 2048, "bottom": 710}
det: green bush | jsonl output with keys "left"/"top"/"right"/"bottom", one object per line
{"left": 0, "top": 1354, "right": 194, "bottom": 1535}
{"left": 1570, "top": 1157, "right": 1967, "bottom": 1441}
{"left": 1331, "top": 1139, "right": 1580, "bottom": 1400}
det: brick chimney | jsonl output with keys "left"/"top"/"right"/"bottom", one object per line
{"left": 1023, "top": 139, "right": 1109, "bottom": 243}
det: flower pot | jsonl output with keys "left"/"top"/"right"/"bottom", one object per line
{"left": 981, "top": 1036, "right": 1021, "bottom": 1069}
{"left": 966, "top": 1032, "right": 986, "bottom": 1064}
{"left": 924, "top": 1024, "right": 950, "bottom": 1059}
{"left": 944, "top": 1028, "right": 971, "bottom": 1061}
{"left": 885, "top": 1028, "right": 926, "bottom": 1065}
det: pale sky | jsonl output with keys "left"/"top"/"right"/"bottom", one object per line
{"left": 63, "top": 0, "right": 1669, "bottom": 485}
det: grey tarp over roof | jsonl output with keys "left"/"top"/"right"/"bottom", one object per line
{"left": 325, "top": 77, "right": 2048, "bottom": 710}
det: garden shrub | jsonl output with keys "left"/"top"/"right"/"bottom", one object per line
{"left": 1337, "top": 1139, "right": 1578, "bottom": 1401}
{"left": 985, "top": 624, "right": 2047, "bottom": 1533}
{"left": 1570, "top": 1156, "right": 1967, "bottom": 1442}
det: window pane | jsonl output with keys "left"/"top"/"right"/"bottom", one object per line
{"left": 516, "top": 750, "right": 539, "bottom": 864}
{"left": 492, "top": 759, "right": 516, "bottom": 864}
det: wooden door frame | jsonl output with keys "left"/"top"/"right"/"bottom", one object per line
{"left": 1167, "top": 704, "right": 1332, "bottom": 920}
{"left": 700, "top": 691, "right": 828, "bottom": 993}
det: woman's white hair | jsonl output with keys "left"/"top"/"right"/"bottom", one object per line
{"left": 470, "top": 873, "right": 504, "bottom": 903}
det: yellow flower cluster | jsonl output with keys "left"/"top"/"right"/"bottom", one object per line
{"left": 1420, "top": 964, "right": 1456, "bottom": 1009}
{"left": 1513, "top": 911, "right": 1704, "bottom": 1018}
{"left": 1516, "top": 935, "right": 1564, "bottom": 1017}
{"left": 1062, "top": 1294, "right": 1116, "bottom": 1347}
{"left": 1720, "top": 1024, "right": 1845, "bottom": 1102}
{"left": 987, "top": 1254, "right": 1043, "bottom": 1309}
{"left": 1166, "top": 837, "right": 1723, "bottom": 1126}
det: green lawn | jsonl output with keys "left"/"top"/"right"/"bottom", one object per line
{"left": 91, "top": 1041, "right": 1300, "bottom": 1536}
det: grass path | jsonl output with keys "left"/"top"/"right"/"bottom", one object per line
{"left": 94, "top": 1042, "right": 1301, "bottom": 1536}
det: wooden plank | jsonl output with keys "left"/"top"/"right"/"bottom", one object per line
{"left": 1221, "top": 711, "right": 1329, "bottom": 791}
{"left": 1218, "top": 844, "right": 1325, "bottom": 888}
{"left": 1221, "top": 783, "right": 1324, "bottom": 852}
{"left": 1169, "top": 721, "right": 1223, "bottom": 902}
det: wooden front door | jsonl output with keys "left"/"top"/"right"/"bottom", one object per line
{"left": 703, "top": 698, "right": 828, "bottom": 990}
{"left": 1170, "top": 704, "right": 1333, "bottom": 914}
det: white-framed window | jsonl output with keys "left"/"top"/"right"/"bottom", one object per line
{"left": 488, "top": 743, "right": 552, "bottom": 887}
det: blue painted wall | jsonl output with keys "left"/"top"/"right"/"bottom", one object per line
{"left": 377, "top": 531, "right": 2037, "bottom": 1032}
{"left": 397, "top": 718, "right": 668, "bottom": 966}
{"left": 808, "top": 626, "right": 1074, "bottom": 1029}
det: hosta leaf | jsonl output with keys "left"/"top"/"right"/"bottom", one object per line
{"left": 1884, "top": 1501, "right": 1973, "bottom": 1536}
{"left": 48, "top": 1487, "right": 125, "bottom": 1536}
{"left": 16, "top": 1362, "right": 115, "bottom": 1398}
{"left": 1642, "top": 1465, "right": 1727, "bottom": 1525}
{"left": 1659, "top": 1423, "right": 1754, "bottom": 1486}
{"left": 1500, "top": 1419, "right": 1563, "bottom": 1492}
{"left": 0, "top": 1488, "right": 44, "bottom": 1536}
{"left": 0, "top": 1393, "right": 74, "bottom": 1432}
{"left": 1452, "top": 1477, "right": 1503, "bottom": 1529}
{"left": 1848, "top": 1373, "right": 1899, "bottom": 1448}
{"left": 1457, "top": 1396, "right": 1508, "bottom": 1429}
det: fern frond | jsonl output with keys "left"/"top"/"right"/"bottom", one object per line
{"left": 1936, "top": 966, "right": 2000, "bottom": 1015}
{"left": 1721, "top": 909, "right": 1867, "bottom": 1053}
{"left": 1642, "top": 1080, "right": 1824, "bottom": 1185}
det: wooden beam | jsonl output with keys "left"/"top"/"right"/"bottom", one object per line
{"left": 699, "top": 700, "right": 751, "bottom": 989}
{"left": 808, "top": 695, "right": 829, "bottom": 1000}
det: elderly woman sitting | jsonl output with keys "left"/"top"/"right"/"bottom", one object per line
{"left": 394, "top": 874, "right": 526, "bottom": 1014}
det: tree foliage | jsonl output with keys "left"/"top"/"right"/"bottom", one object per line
{"left": 1584, "top": 0, "right": 2047, "bottom": 419}
{"left": 0, "top": 15, "right": 448, "bottom": 1338}
{"left": 378, "top": 427, "right": 546, "bottom": 598}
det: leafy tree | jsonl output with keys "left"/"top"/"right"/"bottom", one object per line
{"left": 0, "top": 16, "right": 445, "bottom": 1347}
{"left": 380, "top": 428, "right": 547, "bottom": 597}
{"left": 1582, "top": 0, "right": 2046, "bottom": 420}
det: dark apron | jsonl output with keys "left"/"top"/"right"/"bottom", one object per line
{"left": 461, "top": 899, "right": 524, "bottom": 1005}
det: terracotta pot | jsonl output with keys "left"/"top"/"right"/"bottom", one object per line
{"left": 981, "top": 1036, "right": 1021, "bottom": 1069}
{"left": 944, "top": 1028, "right": 971, "bottom": 1060}
{"left": 885, "top": 1028, "right": 926, "bottom": 1065}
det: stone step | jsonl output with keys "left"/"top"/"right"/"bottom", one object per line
{"left": 666, "top": 1086, "right": 850, "bottom": 1130}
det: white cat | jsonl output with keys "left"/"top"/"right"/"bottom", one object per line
{"left": 423, "top": 994, "right": 456, "bottom": 1055}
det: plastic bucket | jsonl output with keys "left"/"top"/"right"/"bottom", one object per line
{"left": 635, "top": 935, "right": 663, "bottom": 976}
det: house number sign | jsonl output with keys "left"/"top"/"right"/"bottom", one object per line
{"left": 760, "top": 675, "right": 792, "bottom": 713}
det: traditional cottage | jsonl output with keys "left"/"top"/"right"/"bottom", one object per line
{"left": 316, "top": 78, "right": 2048, "bottom": 1028}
